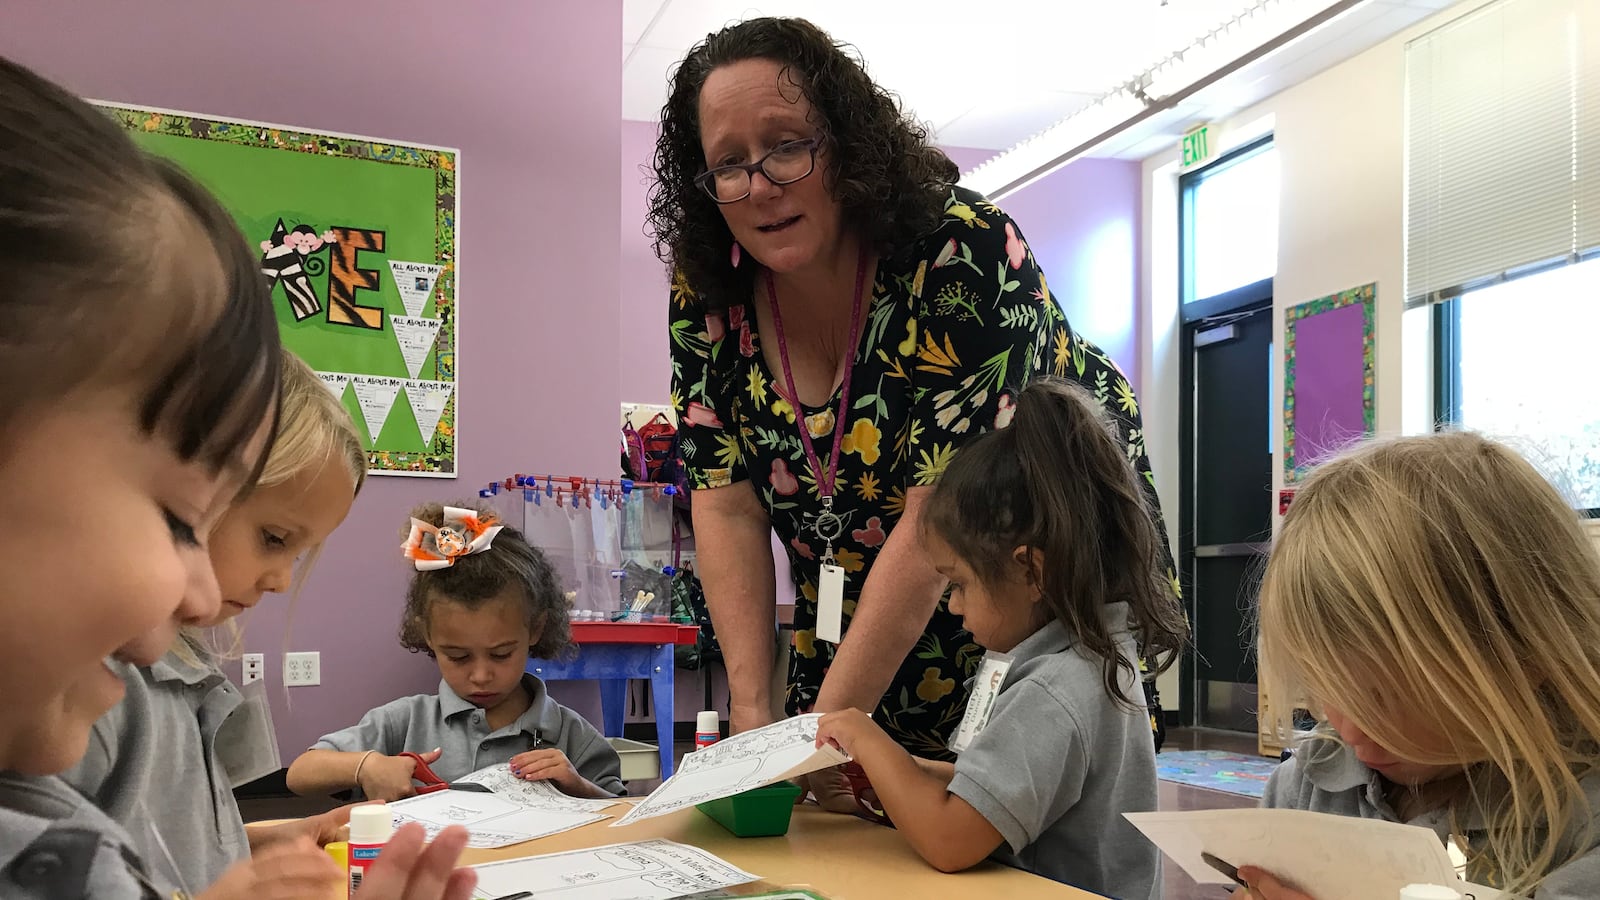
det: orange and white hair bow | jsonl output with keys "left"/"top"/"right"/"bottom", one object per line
{"left": 402, "top": 506, "right": 504, "bottom": 571}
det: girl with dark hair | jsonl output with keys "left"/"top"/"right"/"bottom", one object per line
{"left": 815, "top": 378, "right": 1186, "bottom": 898}
{"left": 656, "top": 16, "right": 1178, "bottom": 812}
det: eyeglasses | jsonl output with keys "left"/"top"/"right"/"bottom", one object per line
{"left": 694, "top": 138, "right": 820, "bottom": 204}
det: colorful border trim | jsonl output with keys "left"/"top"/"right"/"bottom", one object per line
{"left": 1282, "top": 282, "right": 1376, "bottom": 484}
{"left": 100, "top": 103, "right": 459, "bottom": 477}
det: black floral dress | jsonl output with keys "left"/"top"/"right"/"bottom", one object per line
{"left": 671, "top": 186, "right": 1176, "bottom": 759}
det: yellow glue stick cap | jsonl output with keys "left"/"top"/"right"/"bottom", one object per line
{"left": 325, "top": 841, "right": 349, "bottom": 868}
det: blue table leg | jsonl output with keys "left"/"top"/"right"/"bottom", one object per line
{"left": 599, "top": 678, "right": 627, "bottom": 738}
{"left": 531, "top": 642, "right": 680, "bottom": 781}
{"left": 650, "top": 643, "right": 675, "bottom": 779}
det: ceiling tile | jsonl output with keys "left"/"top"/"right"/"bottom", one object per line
{"left": 619, "top": 0, "right": 1469, "bottom": 153}
{"left": 936, "top": 90, "right": 1100, "bottom": 151}
{"left": 623, "top": 0, "right": 671, "bottom": 46}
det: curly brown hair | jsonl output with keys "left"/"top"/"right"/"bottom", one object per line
{"left": 647, "top": 16, "right": 959, "bottom": 312}
{"left": 399, "top": 502, "right": 572, "bottom": 660}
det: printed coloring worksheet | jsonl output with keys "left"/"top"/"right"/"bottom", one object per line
{"left": 613, "top": 714, "right": 848, "bottom": 827}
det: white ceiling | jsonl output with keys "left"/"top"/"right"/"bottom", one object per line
{"left": 622, "top": 0, "right": 1465, "bottom": 156}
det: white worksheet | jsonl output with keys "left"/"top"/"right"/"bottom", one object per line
{"left": 613, "top": 714, "right": 849, "bottom": 827}
{"left": 390, "top": 789, "right": 605, "bottom": 849}
{"left": 452, "top": 763, "right": 624, "bottom": 814}
{"left": 468, "top": 839, "right": 759, "bottom": 899}
{"left": 1125, "top": 808, "right": 1488, "bottom": 900}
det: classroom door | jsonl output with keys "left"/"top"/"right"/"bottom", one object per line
{"left": 1186, "top": 303, "right": 1273, "bottom": 732}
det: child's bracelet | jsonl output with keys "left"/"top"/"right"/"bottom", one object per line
{"left": 353, "top": 750, "right": 377, "bottom": 787}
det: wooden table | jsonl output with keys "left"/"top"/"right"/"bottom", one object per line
{"left": 320, "top": 805, "right": 1104, "bottom": 898}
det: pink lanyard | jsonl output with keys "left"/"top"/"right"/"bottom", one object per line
{"left": 764, "top": 248, "right": 869, "bottom": 563}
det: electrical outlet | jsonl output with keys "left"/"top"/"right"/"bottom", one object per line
{"left": 241, "top": 653, "right": 264, "bottom": 685}
{"left": 283, "top": 651, "right": 320, "bottom": 687}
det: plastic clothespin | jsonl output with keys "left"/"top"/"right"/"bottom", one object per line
{"left": 662, "top": 565, "right": 677, "bottom": 577}
{"left": 663, "top": 485, "right": 679, "bottom": 496}
{"left": 583, "top": 490, "right": 592, "bottom": 509}
{"left": 555, "top": 490, "right": 565, "bottom": 508}
{"left": 503, "top": 477, "right": 516, "bottom": 491}
{"left": 523, "top": 489, "right": 534, "bottom": 502}
{"left": 478, "top": 488, "right": 492, "bottom": 498}
{"left": 620, "top": 479, "right": 634, "bottom": 495}
{"left": 533, "top": 490, "right": 542, "bottom": 506}
{"left": 514, "top": 474, "right": 527, "bottom": 487}
{"left": 599, "top": 490, "right": 610, "bottom": 510}
{"left": 544, "top": 476, "right": 554, "bottom": 498}
{"left": 489, "top": 482, "right": 501, "bottom": 495}
{"left": 568, "top": 477, "right": 583, "bottom": 492}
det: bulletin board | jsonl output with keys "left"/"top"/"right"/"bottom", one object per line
{"left": 100, "top": 103, "right": 460, "bottom": 477}
{"left": 1282, "top": 283, "right": 1376, "bottom": 483}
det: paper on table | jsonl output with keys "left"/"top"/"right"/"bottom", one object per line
{"left": 452, "top": 763, "right": 622, "bottom": 814}
{"left": 389, "top": 788, "right": 604, "bottom": 849}
{"left": 1125, "top": 809, "right": 1467, "bottom": 900}
{"left": 613, "top": 714, "right": 849, "bottom": 827}
{"left": 468, "top": 839, "right": 759, "bottom": 899}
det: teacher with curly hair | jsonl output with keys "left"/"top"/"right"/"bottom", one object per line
{"left": 654, "top": 17, "right": 1176, "bottom": 811}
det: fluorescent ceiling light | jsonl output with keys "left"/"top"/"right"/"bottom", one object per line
{"left": 963, "top": 0, "right": 1369, "bottom": 199}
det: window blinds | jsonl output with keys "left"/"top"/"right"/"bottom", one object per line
{"left": 1405, "top": 0, "right": 1600, "bottom": 306}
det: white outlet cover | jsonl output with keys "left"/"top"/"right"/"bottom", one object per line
{"left": 241, "top": 653, "right": 264, "bottom": 686}
{"left": 284, "top": 651, "right": 321, "bottom": 686}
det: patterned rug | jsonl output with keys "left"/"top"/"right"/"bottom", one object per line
{"left": 1156, "top": 750, "right": 1281, "bottom": 799}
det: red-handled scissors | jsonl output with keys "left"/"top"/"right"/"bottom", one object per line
{"left": 397, "top": 751, "right": 491, "bottom": 795}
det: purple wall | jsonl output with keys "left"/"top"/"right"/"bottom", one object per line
{"left": 1, "top": 0, "right": 624, "bottom": 757}
{"left": 620, "top": 120, "right": 672, "bottom": 407}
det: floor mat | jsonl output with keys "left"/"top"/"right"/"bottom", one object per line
{"left": 1156, "top": 749, "right": 1281, "bottom": 799}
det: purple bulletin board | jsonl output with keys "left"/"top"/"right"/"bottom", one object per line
{"left": 1283, "top": 283, "right": 1376, "bottom": 483}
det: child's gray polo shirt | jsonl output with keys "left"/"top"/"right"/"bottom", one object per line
{"left": 946, "top": 604, "right": 1161, "bottom": 900}
{"left": 311, "top": 673, "right": 624, "bottom": 795}
{"left": 0, "top": 772, "right": 174, "bottom": 898}
{"left": 62, "top": 651, "right": 260, "bottom": 891}
{"left": 1265, "top": 733, "right": 1600, "bottom": 898}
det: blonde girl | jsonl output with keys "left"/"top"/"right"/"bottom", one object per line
{"left": 0, "top": 55, "right": 473, "bottom": 899}
{"left": 1246, "top": 432, "right": 1600, "bottom": 899}
{"left": 64, "top": 349, "right": 368, "bottom": 894}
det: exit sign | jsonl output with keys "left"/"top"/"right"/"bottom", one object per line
{"left": 1181, "top": 125, "right": 1212, "bottom": 168}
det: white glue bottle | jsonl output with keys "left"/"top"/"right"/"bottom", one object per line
{"left": 1399, "top": 885, "right": 1461, "bottom": 900}
{"left": 695, "top": 710, "right": 720, "bottom": 750}
{"left": 347, "top": 804, "right": 393, "bottom": 897}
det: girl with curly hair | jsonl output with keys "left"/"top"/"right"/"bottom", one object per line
{"left": 286, "top": 502, "right": 623, "bottom": 802}
{"left": 655, "top": 17, "right": 1178, "bottom": 817}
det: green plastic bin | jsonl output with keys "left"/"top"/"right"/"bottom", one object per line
{"left": 696, "top": 780, "right": 803, "bottom": 836}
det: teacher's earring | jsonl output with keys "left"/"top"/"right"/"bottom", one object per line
{"left": 730, "top": 240, "right": 742, "bottom": 268}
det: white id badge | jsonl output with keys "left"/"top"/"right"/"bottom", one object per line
{"left": 816, "top": 563, "right": 846, "bottom": 643}
{"left": 948, "top": 651, "right": 1014, "bottom": 754}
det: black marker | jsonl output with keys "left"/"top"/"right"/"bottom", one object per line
{"left": 1202, "top": 851, "right": 1248, "bottom": 887}
{"left": 488, "top": 893, "right": 533, "bottom": 900}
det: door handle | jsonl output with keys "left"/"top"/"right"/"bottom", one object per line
{"left": 1194, "top": 542, "right": 1271, "bottom": 558}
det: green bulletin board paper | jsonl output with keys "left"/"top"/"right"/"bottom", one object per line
{"left": 103, "top": 103, "right": 460, "bottom": 477}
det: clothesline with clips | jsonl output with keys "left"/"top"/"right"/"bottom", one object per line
{"left": 480, "top": 473, "right": 682, "bottom": 510}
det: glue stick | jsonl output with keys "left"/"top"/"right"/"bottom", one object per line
{"left": 695, "top": 710, "right": 720, "bottom": 750}
{"left": 347, "top": 804, "right": 392, "bottom": 897}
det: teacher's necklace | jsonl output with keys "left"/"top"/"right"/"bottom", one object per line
{"left": 765, "top": 247, "right": 869, "bottom": 567}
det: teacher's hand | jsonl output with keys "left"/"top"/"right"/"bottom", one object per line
{"left": 1234, "top": 867, "right": 1316, "bottom": 900}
